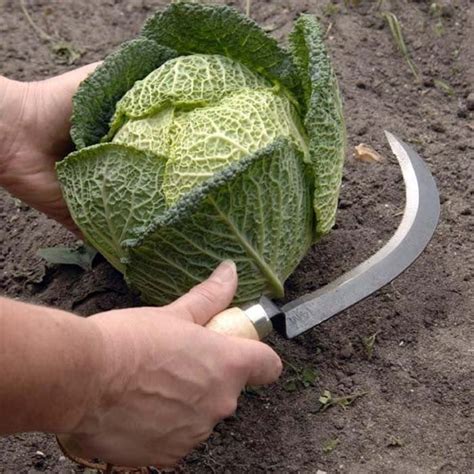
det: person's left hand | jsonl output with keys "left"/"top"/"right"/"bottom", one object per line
{"left": 0, "top": 64, "right": 99, "bottom": 233}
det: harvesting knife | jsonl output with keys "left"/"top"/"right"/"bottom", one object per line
{"left": 205, "top": 131, "right": 440, "bottom": 340}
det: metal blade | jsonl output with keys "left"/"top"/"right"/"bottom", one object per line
{"left": 276, "top": 132, "right": 440, "bottom": 339}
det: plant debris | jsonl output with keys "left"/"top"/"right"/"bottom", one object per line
{"left": 354, "top": 143, "right": 384, "bottom": 163}
{"left": 382, "top": 11, "right": 420, "bottom": 81}
{"left": 282, "top": 359, "right": 319, "bottom": 392}
{"left": 37, "top": 245, "right": 97, "bottom": 271}
{"left": 20, "top": 0, "right": 82, "bottom": 64}
{"left": 319, "top": 390, "right": 368, "bottom": 412}
{"left": 323, "top": 437, "right": 340, "bottom": 453}
{"left": 361, "top": 332, "right": 379, "bottom": 359}
{"left": 387, "top": 435, "right": 405, "bottom": 447}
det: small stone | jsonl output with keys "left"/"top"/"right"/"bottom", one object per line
{"left": 457, "top": 103, "right": 468, "bottom": 118}
{"left": 437, "top": 462, "right": 458, "bottom": 473}
{"left": 466, "top": 92, "right": 474, "bottom": 111}
{"left": 439, "top": 1, "right": 455, "bottom": 18}
{"left": 430, "top": 121, "right": 446, "bottom": 133}
{"left": 339, "top": 199, "right": 353, "bottom": 209}
{"left": 339, "top": 341, "right": 354, "bottom": 359}
{"left": 460, "top": 207, "right": 472, "bottom": 216}
{"left": 356, "top": 80, "right": 367, "bottom": 89}
{"left": 423, "top": 77, "right": 435, "bottom": 87}
{"left": 333, "top": 418, "right": 345, "bottom": 430}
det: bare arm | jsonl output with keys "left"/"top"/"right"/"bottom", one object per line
{"left": 0, "top": 297, "right": 103, "bottom": 435}
{"left": 0, "top": 69, "right": 105, "bottom": 433}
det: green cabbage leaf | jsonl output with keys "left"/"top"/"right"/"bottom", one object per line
{"left": 57, "top": 3, "right": 345, "bottom": 305}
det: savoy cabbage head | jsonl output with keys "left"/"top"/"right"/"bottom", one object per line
{"left": 56, "top": 3, "right": 346, "bottom": 305}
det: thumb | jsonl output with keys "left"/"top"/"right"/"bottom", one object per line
{"left": 233, "top": 338, "right": 283, "bottom": 386}
{"left": 167, "top": 260, "right": 238, "bottom": 325}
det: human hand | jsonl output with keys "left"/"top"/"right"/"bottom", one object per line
{"left": 0, "top": 64, "right": 99, "bottom": 233}
{"left": 60, "top": 261, "right": 282, "bottom": 468}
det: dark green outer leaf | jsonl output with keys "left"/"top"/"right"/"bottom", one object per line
{"left": 141, "top": 2, "right": 302, "bottom": 98}
{"left": 124, "top": 139, "right": 313, "bottom": 306}
{"left": 289, "top": 15, "right": 346, "bottom": 238}
{"left": 71, "top": 38, "right": 178, "bottom": 149}
{"left": 56, "top": 143, "right": 167, "bottom": 272}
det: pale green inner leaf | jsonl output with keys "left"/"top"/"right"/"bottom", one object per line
{"left": 113, "top": 107, "right": 175, "bottom": 157}
{"left": 110, "top": 54, "right": 309, "bottom": 205}
{"left": 164, "top": 89, "right": 309, "bottom": 204}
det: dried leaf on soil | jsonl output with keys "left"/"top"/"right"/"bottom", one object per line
{"left": 354, "top": 143, "right": 384, "bottom": 163}
{"left": 319, "top": 389, "right": 368, "bottom": 412}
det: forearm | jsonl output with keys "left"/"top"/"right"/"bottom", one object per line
{"left": 0, "top": 297, "right": 104, "bottom": 435}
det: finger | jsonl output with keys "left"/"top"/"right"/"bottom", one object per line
{"left": 55, "top": 61, "right": 102, "bottom": 87}
{"left": 234, "top": 338, "right": 283, "bottom": 386}
{"left": 166, "top": 260, "right": 238, "bottom": 326}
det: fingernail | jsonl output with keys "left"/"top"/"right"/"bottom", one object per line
{"left": 210, "top": 260, "right": 236, "bottom": 283}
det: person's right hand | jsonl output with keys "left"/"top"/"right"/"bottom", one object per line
{"left": 61, "top": 260, "right": 282, "bottom": 468}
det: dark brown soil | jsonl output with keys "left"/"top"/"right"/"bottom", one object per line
{"left": 1, "top": 0, "right": 473, "bottom": 473}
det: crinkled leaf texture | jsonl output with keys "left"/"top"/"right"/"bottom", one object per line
{"left": 290, "top": 15, "right": 346, "bottom": 238}
{"left": 58, "top": 139, "right": 313, "bottom": 305}
{"left": 59, "top": 3, "right": 345, "bottom": 305}
{"left": 71, "top": 38, "right": 178, "bottom": 149}
{"left": 125, "top": 139, "right": 313, "bottom": 305}
{"left": 141, "top": 2, "right": 302, "bottom": 98}
{"left": 56, "top": 143, "right": 167, "bottom": 272}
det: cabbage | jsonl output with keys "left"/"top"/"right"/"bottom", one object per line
{"left": 56, "top": 3, "right": 345, "bottom": 305}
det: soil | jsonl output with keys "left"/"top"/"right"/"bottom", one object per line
{"left": 1, "top": 0, "right": 473, "bottom": 473}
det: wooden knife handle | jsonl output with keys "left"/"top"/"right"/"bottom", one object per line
{"left": 205, "top": 307, "right": 260, "bottom": 340}
{"left": 205, "top": 303, "right": 274, "bottom": 340}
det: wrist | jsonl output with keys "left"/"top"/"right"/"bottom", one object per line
{"left": 56, "top": 316, "right": 107, "bottom": 435}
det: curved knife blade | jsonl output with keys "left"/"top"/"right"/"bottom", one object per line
{"left": 274, "top": 131, "right": 440, "bottom": 339}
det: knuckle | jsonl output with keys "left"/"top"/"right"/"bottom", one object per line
{"left": 190, "top": 283, "right": 219, "bottom": 305}
{"left": 223, "top": 347, "right": 246, "bottom": 374}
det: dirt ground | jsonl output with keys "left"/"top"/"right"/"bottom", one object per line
{"left": 1, "top": 0, "right": 473, "bottom": 472}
